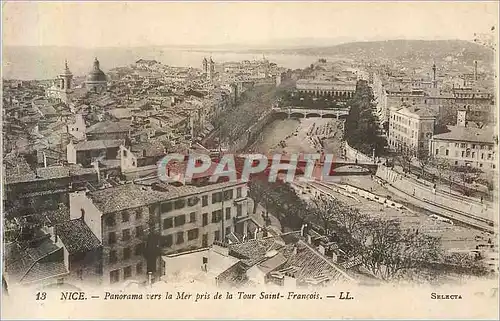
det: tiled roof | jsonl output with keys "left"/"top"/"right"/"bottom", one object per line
{"left": 74, "top": 139, "right": 124, "bottom": 151}
{"left": 89, "top": 183, "right": 196, "bottom": 214}
{"left": 4, "top": 236, "right": 62, "bottom": 284}
{"left": 215, "top": 261, "right": 249, "bottom": 288}
{"left": 396, "top": 105, "right": 436, "bottom": 118}
{"left": 87, "top": 120, "right": 132, "bottom": 134}
{"left": 130, "top": 142, "right": 165, "bottom": 158}
{"left": 276, "top": 241, "right": 353, "bottom": 283}
{"left": 228, "top": 234, "right": 288, "bottom": 266}
{"left": 432, "top": 125, "right": 495, "bottom": 144}
{"left": 21, "top": 261, "right": 68, "bottom": 284}
{"left": 56, "top": 218, "right": 101, "bottom": 254}
{"left": 36, "top": 166, "right": 70, "bottom": 180}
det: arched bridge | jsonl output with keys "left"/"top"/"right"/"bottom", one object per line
{"left": 272, "top": 107, "right": 350, "bottom": 119}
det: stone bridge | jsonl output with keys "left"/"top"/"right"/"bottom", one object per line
{"left": 272, "top": 107, "right": 350, "bottom": 119}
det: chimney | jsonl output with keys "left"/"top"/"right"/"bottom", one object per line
{"left": 318, "top": 244, "right": 326, "bottom": 255}
{"left": 43, "top": 151, "right": 47, "bottom": 168}
{"left": 300, "top": 224, "right": 306, "bottom": 236}
{"left": 474, "top": 60, "right": 478, "bottom": 81}
{"left": 293, "top": 245, "right": 298, "bottom": 255}
{"left": 307, "top": 235, "right": 312, "bottom": 244}
{"left": 93, "top": 161, "right": 101, "bottom": 182}
{"left": 254, "top": 227, "right": 259, "bottom": 239}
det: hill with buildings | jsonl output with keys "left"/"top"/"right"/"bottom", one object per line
{"left": 252, "top": 39, "right": 495, "bottom": 64}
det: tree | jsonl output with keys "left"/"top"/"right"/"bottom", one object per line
{"left": 416, "top": 148, "right": 431, "bottom": 177}
{"left": 395, "top": 146, "right": 413, "bottom": 173}
{"left": 434, "top": 158, "right": 450, "bottom": 185}
{"left": 359, "top": 219, "right": 442, "bottom": 280}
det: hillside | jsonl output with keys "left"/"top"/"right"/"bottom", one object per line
{"left": 249, "top": 39, "right": 495, "bottom": 63}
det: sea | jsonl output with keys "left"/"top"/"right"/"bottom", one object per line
{"left": 2, "top": 46, "right": 326, "bottom": 80}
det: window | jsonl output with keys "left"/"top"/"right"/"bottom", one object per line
{"left": 122, "top": 229, "right": 131, "bottom": 241}
{"left": 176, "top": 231, "right": 184, "bottom": 244}
{"left": 105, "top": 214, "right": 116, "bottom": 227}
{"left": 188, "top": 228, "right": 199, "bottom": 241}
{"left": 488, "top": 154, "right": 492, "bottom": 160}
{"left": 225, "top": 207, "right": 231, "bottom": 220}
{"left": 134, "top": 243, "right": 143, "bottom": 256}
{"left": 202, "top": 234, "right": 208, "bottom": 247}
{"left": 460, "top": 143, "right": 466, "bottom": 148}
{"left": 135, "top": 209, "right": 143, "bottom": 220}
{"left": 161, "top": 234, "right": 173, "bottom": 247}
{"left": 212, "top": 192, "right": 222, "bottom": 204}
{"left": 123, "top": 150, "right": 128, "bottom": 157}
{"left": 225, "top": 226, "right": 231, "bottom": 236}
{"left": 189, "top": 212, "right": 196, "bottom": 223}
{"left": 160, "top": 202, "right": 173, "bottom": 213}
{"left": 480, "top": 163, "right": 483, "bottom": 168}
{"left": 214, "top": 230, "right": 220, "bottom": 241}
{"left": 110, "top": 270, "right": 120, "bottom": 284}
{"left": 212, "top": 210, "right": 222, "bottom": 223}
{"left": 223, "top": 189, "right": 233, "bottom": 201}
{"left": 472, "top": 144, "right": 476, "bottom": 149}
{"left": 472, "top": 152, "right": 475, "bottom": 158}
{"left": 174, "top": 215, "right": 186, "bottom": 227}
{"left": 187, "top": 196, "right": 199, "bottom": 207}
{"left": 136, "top": 262, "right": 143, "bottom": 275}
{"left": 108, "top": 232, "right": 117, "bottom": 245}
{"left": 123, "top": 247, "right": 131, "bottom": 260}
{"left": 435, "top": 149, "right": 439, "bottom": 155}
{"left": 461, "top": 151, "right": 465, "bottom": 157}
{"left": 149, "top": 204, "right": 157, "bottom": 215}
{"left": 202, "top": 195, "right": 208, "bottom": 207}
{"left": 174, "top": 198, "right": 186, "bottom": 210}
{"left": 445, "top": 149, "right": 449, "bottom": 156}
{"left": 163, "top": 218, "right": 173, "bottom": 229}
{"left": 123, "top": 266, "right": 132, "bottom": 279}
{"left": 488, "top": 146, "right": 493, "bottom": 151}
{"left": 135, "top": 226, "right": 144, "bottom": 238}
{"left": 122, "top": 211, "right": 130, "bottom": 222}
{"left": 236, "top": 187, "right": 242, "bottom": 198}
{"left": 455, "top": 161, "right": 458, "bottom": 165}
{"left": 109, "top": 250, "right": 117, "bottom": 263}
{"left": 202, "top": 213, "right": 208, "bottom": 226}
{"left": 237, "top": 204, "right": 243, "bottom": 217}
{"left": 455, "top": 143, "right": 459, "bottom": 147}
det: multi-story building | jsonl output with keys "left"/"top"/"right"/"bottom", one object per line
{"left": 69, "top": 180, "right": 250, "bottom": 285}
{"left": 430, "top": 111, "right": 497, "bottom": 169}
{"left": 388, "top": 104, "right": 437, "bottom": 153}
{"left": 295, "top": 79, "right": 356, "bottom": 99}
{"left": 381, "top": 87, "right": 427, "bottom": 123}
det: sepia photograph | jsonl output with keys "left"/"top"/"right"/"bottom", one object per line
{"left": 1, "top": 1, "right": 499, "bottom": 319}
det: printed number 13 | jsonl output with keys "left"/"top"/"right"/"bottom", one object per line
{"left": 36, "top": 292, "right": 46, "bottom": 300}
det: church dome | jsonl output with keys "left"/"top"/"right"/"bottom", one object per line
{"left": 86, "top": 57, "right": 107, "bottom": 82}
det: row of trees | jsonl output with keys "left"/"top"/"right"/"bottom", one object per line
{"left": 214, "top": 84, "right": 279, "bottom": 144}
{"left": 249, "top": 180, "right": 489, "bottom": 281}
{"left": 344, "top": 80, "right": 387, "bottom": 156}
{"left": 308, "top": 196, "right": 442, "bottom": 280}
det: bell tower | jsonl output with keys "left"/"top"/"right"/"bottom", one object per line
{"left": 59, "top": 60, "right": 73, "bottom": 91}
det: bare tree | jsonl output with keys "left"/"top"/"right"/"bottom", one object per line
{"left": 307, "top": 195, "right": 339, "bottom": 235}
{"left": 434, "top": 158, "right": 450, "bottom": 185}
{"left": 416, "top": 148, "right": 432, "bottom": 177}
{"left": 395, "top": 145, "right": 413, "bottom": 173}
{"left": 359, "top": 218, "right": 442, "bottom": 280}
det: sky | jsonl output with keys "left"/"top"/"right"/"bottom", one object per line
{"left": 2, "top": 1, "right": 498, "bottom": 47}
